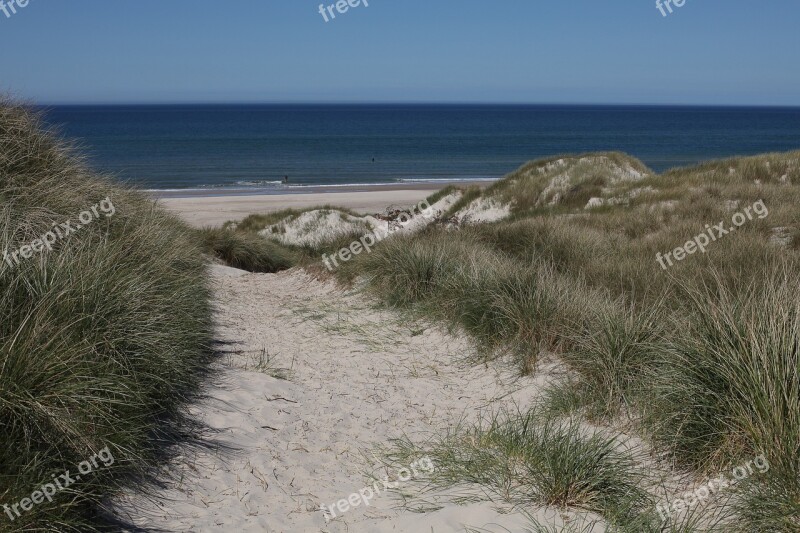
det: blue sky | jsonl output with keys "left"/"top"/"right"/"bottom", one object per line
{"left": 1, "top": 0, "right": 798, "bottom": 105}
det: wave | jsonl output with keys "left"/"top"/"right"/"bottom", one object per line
{"left": 397, "top": 177, "right": 497, "bottom": 183}
{"left": 233, "top": 179, "right": 285, "bottom": 187}
{"left": 144, "top": 176, "right": 499, "bottom": 192}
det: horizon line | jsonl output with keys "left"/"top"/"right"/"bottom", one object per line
{"left": 35, "top": 101, "right": 800, "bottom": 109}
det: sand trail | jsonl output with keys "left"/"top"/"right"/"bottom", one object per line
{"left": 115, "top": 266, "right": 556, "bottom": 532}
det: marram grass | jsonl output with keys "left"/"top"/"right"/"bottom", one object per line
{"left": 315, "top": 150, "right": 800, "bottom": 530}
{"left": 0, "top": 101, "right": 213, "bottom": 530}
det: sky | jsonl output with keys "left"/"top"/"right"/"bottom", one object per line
{"left": 0, "top": 0, "right": 799, "bottom": 106}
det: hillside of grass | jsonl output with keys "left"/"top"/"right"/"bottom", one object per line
{"left": 235, "top": 149, "right": 800, "bottom": 531}
{"left": 0, "top": 102, "right": 213, "bottom": 530}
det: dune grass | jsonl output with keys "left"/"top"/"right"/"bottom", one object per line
{"left": 425, "top": 185, "right": 458, "bottom": 206}
{"left": 386, "top": 410, "right": 654, "bottom": 530}
{"left": 480, "top": 152, "right": 653, "bottom": 216}
{"left": 639, "top": 266, "right": 800, "bottom": 531}
{"left": 555, "top": 303, "right": 664, "bottom": 422}
{"left": 199, "top": 226, "right": 296, "bottom": 272}
{"left": 308, "top": 150, "right": 800, "bottom": 530}
{"left": 352, "top": 230, "right": 603, "bottom": 372}
{"left": 0, "top": 101, "right": 213, "bottom": 530}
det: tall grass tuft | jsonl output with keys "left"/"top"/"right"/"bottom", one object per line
{"left": 0, "top": 101, "right": 213, "bottom": 529}
{"left": 642, "top": 263, "right": 800, "bottom": 531}
{"left": 387, "top": 410, "right": 652, "bottom": 530}
{"left": 557, "top": 303, "right": 664, "bottom": 421}
{"left": 199, "top": 226, "right": 296, "bottom": 272}
{"left": 644, "top": 264, "right": 800, "bottom": 470}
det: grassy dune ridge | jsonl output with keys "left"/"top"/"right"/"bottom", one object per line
{"left": 0, "top": 102, "right": 213, "bottom": 530}
{"left": 244, "top": 150, "right": 800, "bottom": 531}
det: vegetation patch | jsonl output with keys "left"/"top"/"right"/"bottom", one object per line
{"left": 385, "top": 410, "right": 654, "bottom": 530}
{"left": 0, "top": 101, "right": 214, "bottom": 530}
{"left": 199, "top": 226, "right": 296, "bottom": 272}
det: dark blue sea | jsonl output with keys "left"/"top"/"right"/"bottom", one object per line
{"left": 41, "top": 105, "right": 800, "bottom": 192}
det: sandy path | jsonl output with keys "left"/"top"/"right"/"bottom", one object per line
{"left": 114, "top": 266, "right": 556, "bottom": 532}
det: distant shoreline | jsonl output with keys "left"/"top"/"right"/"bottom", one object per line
{"left": 154, "top": 181, "right": 490, "bottom": 228}
{"left": 148, "top": 180, "right": 495, "bottom": 200}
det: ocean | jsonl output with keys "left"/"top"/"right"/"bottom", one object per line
{"left": 41, "top": 104, "right": 800, "bottom": 192}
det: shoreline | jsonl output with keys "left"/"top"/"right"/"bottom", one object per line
{"left": 152, "top": 181, "right": 490, "bottom": 228}
{"left": 148, "top": 180, "right": 495, "bottom": 199}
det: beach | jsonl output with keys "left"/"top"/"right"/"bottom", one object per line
{"left": 154, "top": 183, "right": 482, "bottom": 228}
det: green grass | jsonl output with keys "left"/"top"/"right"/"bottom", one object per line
{"left": 556, "top": 303, "right": 665, "bottom": 421}
{"left": 351, "top": 231, "right": 602, "bottom": 372}
{"left": 0, "top": 101, "right": 213, "bottom": 530}
{"left": 199, "top": 226, "right": 296, "bottom": 272}
{"left": 425, "top": 185, "right": 458, "bottom": 206}
{"left": 385, "top": 410, "right": 653, "bottom": 530}
{"left": 637, "top": 266, "right": 800, "bottom": 532}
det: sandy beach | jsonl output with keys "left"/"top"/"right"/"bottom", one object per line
{"left": 154, "top": 183, "right": 489, "bottom": 228}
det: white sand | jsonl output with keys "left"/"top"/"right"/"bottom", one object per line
{"left": 394, "top": 191, "right": 462, "bottom": 233}
{"left": 453, "top": 196, "right": 511, "bottom": 224}
{"left": 113, "top": 266, "right": 564, "bottom": 532}
{"left": 157, "top": 190, "right": 442, "bottom": 228}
